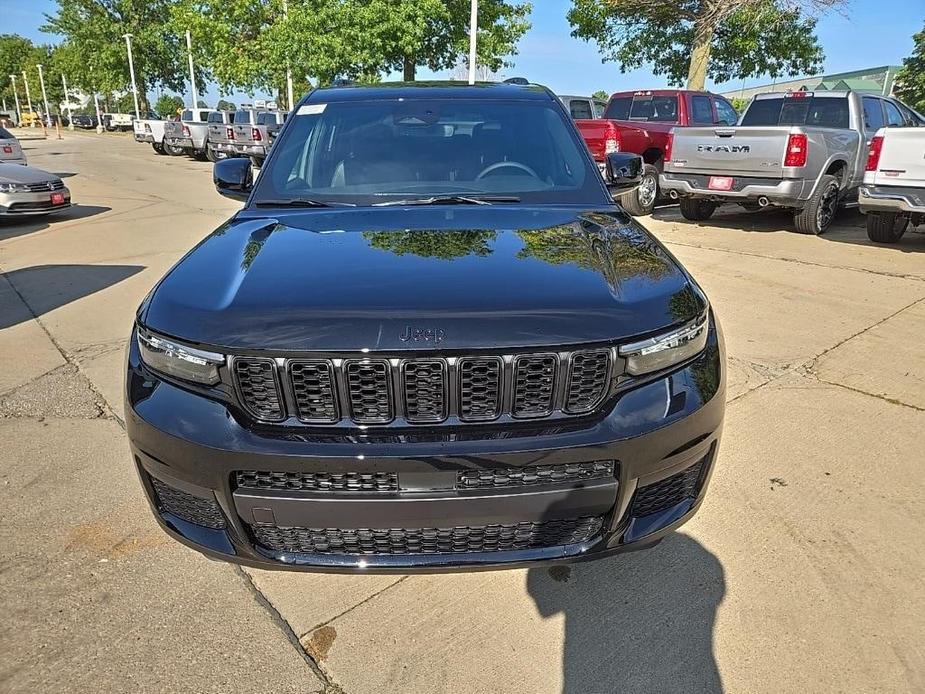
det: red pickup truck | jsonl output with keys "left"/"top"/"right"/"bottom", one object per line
{"left": 576, "top": 89, "right": 739, "bottom": 215}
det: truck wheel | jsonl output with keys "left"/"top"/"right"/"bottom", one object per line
{"left": 679, "top": 198, "right": 717, "bottom": 221}
{"left": 152, "top": 143, "right": 165, "bottom": 155}
{"left": 617, "top": 164, "right": 658, "bottom": 216}
{"left": 193, "top": 150, "right": 209, "bottom": 162}
{"left": 866, "top": 212, "right": 909, "bottom": 243}
{"left": 793, "top": 174, "right": 839, "bottom": 235}
{"left": 206, "top": 147, "right": 220, "bottom": 163}
{"left": 165, "top": 143, "right": 186, "bottom": 156}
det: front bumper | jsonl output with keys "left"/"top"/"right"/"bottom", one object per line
{"left": 661, "top": 172, "right": 811, "bottom": 206}
{"left": 0, "top": 188, "right": 71, "bottom": 216}
{"left": 125, "top": 324, "right": 725, "bottom": 573}
{"left": 859, "top": 184, "right": 925, "bottom": 215}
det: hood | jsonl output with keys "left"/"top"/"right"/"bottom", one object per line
{"left": 0, "top": 163, "right": 59, "bottom": 184}
{"left": 142, "top": 206, "right": 706, "bottom": 351}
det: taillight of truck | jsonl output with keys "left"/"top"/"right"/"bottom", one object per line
{"left": 227, "top": 127, "right": 235, "bottom": 140}
{"left": 182, "top": 125, "right": 191, "bottom": 137}
{"left": 784, "top": 133, "right": 808, "bottom": 167}
{"left": 664, "top": 132, "right": 674, "bottom": 164}
{"left": 252, "top": 128, "right": 262, "bottom": 142}
{"left": 604, "top": 122, "right": 619, "bottom": 154}
{"left": 865, "top": 135, "right": 883, "bottom": 172}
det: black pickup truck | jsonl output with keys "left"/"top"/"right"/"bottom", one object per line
{"left": 125, "top": 82, "right": 725, "bottom": 573}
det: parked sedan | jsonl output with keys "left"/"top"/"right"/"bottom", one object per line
{"left": 0, "top": 128, "right": 27, "bottom": 165}
{"left": 0, "top": 163, "right": 71, "bottom": 216}
{"left": 71, "top": 114, "right": 99, "bottom": 129}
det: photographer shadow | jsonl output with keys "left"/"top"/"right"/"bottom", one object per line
{"left": 527, "top": 533, "right": 725, "bottom": 694}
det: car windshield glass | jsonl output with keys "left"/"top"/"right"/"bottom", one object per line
{"left": 233, "top": 110, "right": 251, "bottom": 124}
{"left": 0, "top": 127, "right": 13, "bottom": 139}
{"left": 253, "top": 97, "right": 601, "bottom": 206}
{"left": 742, "top": 96, "right": 849, "bottom": 128}
{"left": 604, "top": 95, "right": 678, "bottom": 123}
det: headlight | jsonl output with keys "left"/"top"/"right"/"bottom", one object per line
{"left": 619, "top": 312, "right": 709, "bottom": 376}
{"left": 0, "top": 182, "right": 31, "bottom": 193}
{"left": 137, "top": 327, "right": 224, "bottom": 385}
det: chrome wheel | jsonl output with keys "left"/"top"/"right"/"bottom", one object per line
{"left": 637, "top": 173, "right": 657, "bottom": 208}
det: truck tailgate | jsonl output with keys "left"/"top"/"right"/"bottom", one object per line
{"left": 164, "top": 122, "right": 183, "bottom": 138}
{"left": 670, "top": 126, "right": 793, "bottom": 177}
{"left": 575, "top": 119, "right": 609, "bottom": 161}
{"left": 874, "top": 128, "right": 925, "bottom": 187}
{"left": 233, "top": 124, "right": 252, "bottom": 145}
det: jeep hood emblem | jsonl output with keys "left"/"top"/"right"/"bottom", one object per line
{"left": 399, "top": 326, "right": 446, "bottom": 344}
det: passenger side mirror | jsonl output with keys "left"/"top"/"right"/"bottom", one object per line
{"left": 604, "top": 152, "right": 643, "bottom": 194}
{"left": 213, "top": 158, "right": 253, "bottom": 201}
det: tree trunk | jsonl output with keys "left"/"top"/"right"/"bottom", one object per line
{"left": 403, "top": 56, "right": 416, "bottom": 82}
{"left": 686, "top": 9, "right": 715, "bottom": 91}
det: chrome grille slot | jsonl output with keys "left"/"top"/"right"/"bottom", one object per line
{"left": 565, "top": 350, "right": 611, "bottom": 413}
{"left": 458, "top": 357, "right": 503, "bottom": 421}
{"left": 289, "top": 360, "right": 338, "bottom": 422}
{"left": 403, "top": 360, "right": 447, "bottom": 423}
{"left": 512, "top": 355, "right": 557, "bottom": 417}
{"left": 345, "top": 360, "right": 393, "bottom": 423}
{"left": 233, "top": 358, "right": 284, "bottom": 420}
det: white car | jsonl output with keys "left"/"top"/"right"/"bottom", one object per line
{"left": 0, "top": 127, "right": 27, "bottom": 165}
{"left": 0, "top": 163, "right": 71, "bottom": 217}
{"left": 860, "top": 125, "right": 925, "bottom": 243}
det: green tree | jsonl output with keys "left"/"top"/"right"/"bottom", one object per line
{"left": 895, "top": 23, "right": 925, "bottom": 113}
{"left": 592, "top": 89, "right": 609, "bottom": 101}
{"left": 364, "top": 230, "right": 497, "bottom": 260}
{"left": 730, "top": 96, "right": 750, "bottom": 113}
{"left": 568, "top": 0, "right": 844, "bottom": 91}
{"left": 0, "top": 35, "right": 38, "bottom": 107}
{"left": 216, "top": 99, "right": 236, "bottom": 110}
{"left": 43, "top": 0, "right": 193, "bottom": 114}
{"left": 155, "top": 93, "right": 184, "bottom": 117}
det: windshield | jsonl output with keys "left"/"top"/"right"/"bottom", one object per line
{"left": 233, "top": 110, "right": 251, "bottom": 124}
{"left": 742, "top": 96, "right": 849, "bottom": 128}
{"left": 253, "top": 97, "right": 602, "bottom": 206}
{"left": 605, "top": 95, "right": 678, "bottom": 123}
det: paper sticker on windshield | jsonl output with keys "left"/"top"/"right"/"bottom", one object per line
{"left": 297, "top": 103, "right": 327, "bottom": 115}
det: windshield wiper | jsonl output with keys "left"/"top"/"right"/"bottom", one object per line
{"left": 254, "top": 197, "right": 356, "bottom": 208}
{"left": 371, "top": 194, "right": 520, "bottom": 207}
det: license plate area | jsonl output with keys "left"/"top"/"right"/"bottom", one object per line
{"left": 50, "top": 192, "right": 66, "bottom": 205}
{"left": 708, "top": 176, "right": 734, "bottom": 191}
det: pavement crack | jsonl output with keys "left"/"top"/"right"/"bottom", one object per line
{"left": 305, "top": 576, "right": 409, "bottom": 635}
{"left": 807, "top": 374, "right": 925, "bottom": 412}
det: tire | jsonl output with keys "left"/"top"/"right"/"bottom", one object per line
{"left": 152, "top": 143, "right": 165, "bottom": 155}
{"left": 866, "top": 212, "right": 909, "bottom": 243}
{"left": 165, "top": 143, "right": 186, "bottom": 156}
{"left": 679, "top": 198, "right": 717, "bottom": 221}
{"left": 739, "top": 202, "right": 762, "bottom": 212}
{"left": 793, "top": 174, "right": 839, "bottom": 235}
{"left": 617, "top": 164, "right": 658, "bottom": 216}
{"left": 193, "top": 149, "right": 209, "bottom": 162}
{"left": 206, "top": 146, "right": 220, "bottom": 163}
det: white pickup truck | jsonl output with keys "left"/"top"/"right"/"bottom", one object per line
{"left": 133, "top": 116, "right": 167, "bottom": 154}
{"left": 860, "top": 126, "right": 925, "bottom": 243}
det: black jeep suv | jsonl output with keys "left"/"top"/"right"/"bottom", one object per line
{"left": 125, "top": 82, "right": 724, "bottom": 572}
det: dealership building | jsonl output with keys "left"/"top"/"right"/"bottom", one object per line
{"left": 720, "top": 65, "right": 902, "bottom": 100}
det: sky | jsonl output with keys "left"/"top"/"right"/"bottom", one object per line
{"left": 5, "top": 0, "right": 923, "bottom": 106}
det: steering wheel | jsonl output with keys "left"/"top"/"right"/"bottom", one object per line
{"left": 476, "top": 161, "right": 539, "bottom": 180}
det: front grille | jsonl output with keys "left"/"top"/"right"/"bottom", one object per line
{"left": 232, "top": 349, "right": 612, "bottom": 426}
{"left": 25, "top": 180, "right": 65, "bottom": 193}
{"left": 631, "top": 458, "right": 706, "bottom": 517}
{"left": 457, "top": 461, "right": 616, "bottom": 489}
{"left": 250, "top": 515, "right": 603, "bottom": 555}
{"left": 235, "top": 470, "right": 399, "bottom": 492}
{"left": 150, "top": 477, "right": 226, "bottom": 528}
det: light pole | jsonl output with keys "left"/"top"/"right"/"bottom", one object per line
{"left": 283, "top": 0, "right": 294, "bottom": 109}
{"left": 123, "top": 33, "right": 140, "bottom": 119}
{"left": 185, "top": 30, "right": 198, "bottom": 109}
{"left": 94, "top": 92, "right": 103, "bottom": 134}
{"left": 468, "top": 0, "right": 478, "bottom": 85}
{"left": 9, "top": 75, "right": 22, "bottom": 126}
{"left": 37, "top": 64, "right": 51, "bottom": 126}
{"left": 61, "top": 74, "right": 74, "bottom": 129}
{"left": 22, "top": 71, "right": 34, "bottom": 126}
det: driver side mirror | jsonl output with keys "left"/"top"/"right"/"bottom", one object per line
{"left": 214, "top": 158, "right": 253, "bottom": 201}
{"left": 604, "top": 152, "right": 643, "bottom": 194}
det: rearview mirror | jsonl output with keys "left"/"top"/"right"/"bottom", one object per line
{"left": 213, "top": 158, "right": 253, "bottom": 201}
{"left": 604, "top": 152, "right": 643, "bottom": 194}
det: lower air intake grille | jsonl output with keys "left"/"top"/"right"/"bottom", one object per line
{"left": 235, "top": 470, "right": 399, "bottom": 492}
{"left": 233, "top": 358, "right": 283, "bottom": 421}
{"left": 457, "top": 461, "right": 615, "bottom": 489}
{"left": 150, "top": 477, "right": 226, "bottom": 528}
{"left": 250, "top": 516, "right": 603, "bottom": 555}
{"left": 631, "top": 458, "right": 706, "bottom": 517}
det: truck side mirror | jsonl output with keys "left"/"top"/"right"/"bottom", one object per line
{"left": 604, "top": 152, "right": 643, "bottom": 194}
{"left": 213, "top": 158, "right": 253, "bottom": 201}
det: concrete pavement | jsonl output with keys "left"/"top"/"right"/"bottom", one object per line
{"left": 1, "top": 132, "right": 923, "bottom": 693}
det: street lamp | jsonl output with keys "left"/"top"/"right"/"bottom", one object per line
{"left": 9, "top": 75, "right": 22, "bottom": 126}
{"left": 61, "top": 74, "right": 74, "bottom": 130}
{"left": 468, "top": 0, "right": 478, "bottom": 85}
{"left": 123, "top": 33, "right": 140, "bottom": 119}
{"left": 283, "top": 1, "right": 294, "bottom": 109}
{"left": 185, "top": 30, "right": 198, "bottom": 110}
{"left": 37, "top": 64, "right": 51, "bottom": 127}
{"left": 21, "top": 71, "right": 34, "bottom": 127}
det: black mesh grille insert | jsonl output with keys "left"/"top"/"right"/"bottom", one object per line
{"left": 403, "top": 360, "right": 447, "bottom": 423}
{"left": 235, "top": 470, "right": 399, "bottom": 492}
{"left": 565, "top": 350, "right": 610, "bottom": 413}
{"left": 512, "top": 355, "right": 557, "bottom": 417}
{"left": 150, "top": 477, "right": 226, "bottom": 528}
{"left": 457, "top": 461, "right": 615, "bottom": 489}
{"left": 458, "top": 357, "right": 502, "bottom": 421}
{"left": 290, "top": 360, "right": 338, "bottom": 422}
{"left": 233, "top": 358, "right": 283, "bottom": 420}
{"left": 250, "top": 516, "right": 603, "bottom": 555}
{"left": 631, "top": 458, "right": 706, "bottom": 517}
{"left": 345, "top": 360, "right": 393, "bottom": 423}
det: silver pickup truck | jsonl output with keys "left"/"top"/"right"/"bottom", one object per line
{"left": 860, "top": 125, "right": 925, "bottom": 243}
{"left": 661, "top": 91, "right": 923, "bottom": 234}
{"left": 233, "top": 110, "right": 288, "bottom": 167}
{"left": 209, "top": 108, "right": 261, "bottom": 161}
{"left": 163, "top": 108, "right": 217, "bottom": 160}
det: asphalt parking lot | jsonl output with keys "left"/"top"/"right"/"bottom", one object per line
{"left": 2, "top": 132, "right": 923, "bottom": 694}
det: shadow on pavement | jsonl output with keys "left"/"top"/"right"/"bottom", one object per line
{"left": 527, "top": 533, "right": 724, "bottom": 694}
{"left": 0, "top": 205, "right": 111, "bottom": 241}
{"left": 1, "top": 263, "right": 144, "bottom": 329}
